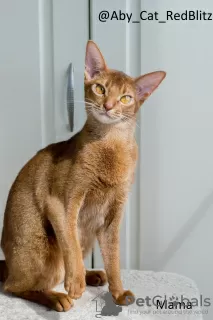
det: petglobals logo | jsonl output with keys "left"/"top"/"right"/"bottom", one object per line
{"left": 92, "top": 292, "right": 211, "bottom": 318}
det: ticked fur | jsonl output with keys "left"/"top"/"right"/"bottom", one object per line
{"left": 0, "top": 41, "right": 166, "bottom": 311}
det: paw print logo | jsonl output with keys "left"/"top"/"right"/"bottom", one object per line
{"left": 169, "top": 295, "right": 179, "bottom": 302}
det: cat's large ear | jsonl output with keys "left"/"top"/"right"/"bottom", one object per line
{"left": 85, "top": 41, "right": 107, "bottom": 80}
{"left": 134, "top": 71, "right": 166, "bottom": 104}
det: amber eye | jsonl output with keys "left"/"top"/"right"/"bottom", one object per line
{"left": 95, "top": 84, "right": 105, "bottom": 95}
{"left": 120, "top": 95, "right": 132, "bottom": 104}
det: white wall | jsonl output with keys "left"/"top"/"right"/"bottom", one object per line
{"left": 139, "top": 1, "right": 213, "bottom": 319}
{"left": 92, "top": 0, "right": 213, "bottom": 318}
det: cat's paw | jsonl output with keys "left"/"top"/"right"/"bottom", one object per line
{"left": 64, "top": 268, "right": 86, "bottom": 299}
{"left": 86, "top": 270, "right": 107, "bottom": 286}
{"left": 112, "top": 290, "right": 135, "bottom": 306}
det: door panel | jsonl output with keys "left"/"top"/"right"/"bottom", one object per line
{"left": 91, "top": 0, "right": 141, "bottom": 269}
{"left": 52, "top": 0, "right": 88, "bottom": 141}
{"left": 0, "top": 0, "right": 45, "bottom": 246}
{"left": 52, "top": 0, "right": 90, "bottom": 266}
{"left": 0, "top": 0, "right": 91, "bottom": 267}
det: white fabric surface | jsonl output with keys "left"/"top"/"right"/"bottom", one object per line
{"left": 0, "top": 270, "right": 203, "bottom": 320}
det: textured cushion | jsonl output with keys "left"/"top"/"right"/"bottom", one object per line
{"left": 0, "top": 270, "right": 203, "bottom": 320}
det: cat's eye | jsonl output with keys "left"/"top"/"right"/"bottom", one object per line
{"left": 120, "top": 95, "right": 132, "bottom": 105}
{"left": 94, "top": 84, "right": 105, "bottom": 95}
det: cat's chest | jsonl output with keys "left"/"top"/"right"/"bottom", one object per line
{"left": 78, "top": 193, "right": 111, "bottom": 231}
{"left": 78, "top": 184, "right": 119, "bottom": 232}
{"left": 85, "top": 141, "right": 133, "bottom": 186}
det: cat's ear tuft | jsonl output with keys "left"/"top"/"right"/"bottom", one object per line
{"left": 85, "top": 41, "right": 107, "bottom": 80}
{"left": 134, "top": 71, "right": 166, "bottom": 103}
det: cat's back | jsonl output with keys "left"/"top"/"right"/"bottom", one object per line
{"left": 11, "top": 132, "right": 81, "bottom": 188}
{"left": 3, "top": 135, "right": 80, "bottom": 220}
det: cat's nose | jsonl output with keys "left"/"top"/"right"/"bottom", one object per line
{"left": 103, "top": 102, "right": 113, "bottom": 111}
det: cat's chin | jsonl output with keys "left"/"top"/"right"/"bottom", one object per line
{"left": 91, "top": 110, "right": 120, "bottom": 125}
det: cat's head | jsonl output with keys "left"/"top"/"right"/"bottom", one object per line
{"left": 84, "top": 41, "right": 166, "bottom": 125}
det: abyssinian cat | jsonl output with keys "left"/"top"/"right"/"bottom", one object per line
{"left": 0, "top": 41, "right": 166, "bottom": 311}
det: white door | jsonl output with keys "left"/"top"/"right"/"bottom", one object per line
{"left": 0, "top": 0, "right": 90, "bottom": 266}
{"left": 0, "top": 0, "right": 48, "bottom": 240}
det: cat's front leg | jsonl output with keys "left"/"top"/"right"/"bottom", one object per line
{"left": 64, "top": 258, "right": 86, "bottom": 300}
{"left": 97, "top": 200, "right": 135, "bottom": 306}
{"left": 46, "top": 191, "right": 86, "bottom": 300}
{"left": 64, "top": 191, "right": 86, "bottom": 299}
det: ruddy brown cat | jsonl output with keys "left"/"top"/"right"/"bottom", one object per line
{"left": 0, "top": 41, "right": 166, "bottom": 311}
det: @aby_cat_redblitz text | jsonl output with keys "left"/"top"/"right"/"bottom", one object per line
{"left": 98, "top": 9, "right": 213, "bottom": 24}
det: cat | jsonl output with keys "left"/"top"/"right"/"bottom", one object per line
{"left": 0, "top": 40, "right": 166, "bottom": 311}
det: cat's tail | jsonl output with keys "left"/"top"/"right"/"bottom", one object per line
{"left": 0, "top": 260, "right": 8, "bottom": 282}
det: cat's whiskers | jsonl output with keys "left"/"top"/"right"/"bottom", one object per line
{"left": 74, "top": 99, "right": 101, "bottom": 109}
{"left": 76, "top": 100, "right": 138, "bottom": 127}
{"left": 74, "top": 101, "right": 139, "bottom": 128}
{"left": 75, "top": 100, "right": 103, "bottom": 114}
{"left": 85, "top": 104, "right": 101, "bottom": 113}
{"left": 108, "top": 112, "right": 121, "bottom": 120}
{"left": 122, "top": 114, "right": 140, "bottom": 129}
{"left": 85, "top": 98, "right": 100, "bottom": 108}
